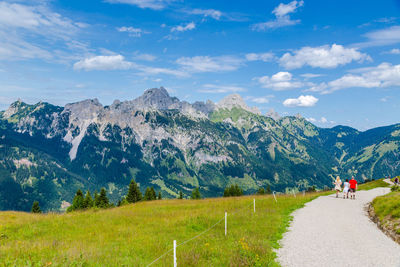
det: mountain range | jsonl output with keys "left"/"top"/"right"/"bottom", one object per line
{"left": 1, "top": 87, "right": 399, "bottom": 211}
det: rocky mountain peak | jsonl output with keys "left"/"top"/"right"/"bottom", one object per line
{"left": 217, "top": 94, "right": 261, "bottom": 115}
{"left": 266, "top": 109, "right": 281, "bottom": 121}
{"left": 130, "top": 87, "right": 179, "bottom": 110}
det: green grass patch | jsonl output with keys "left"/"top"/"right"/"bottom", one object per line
{"left": 372, "top": 191, "right": 400, "bottom": 235}
{"left": 0, "top": 193, "right": 325, "bottom": 266}
{"left": 358, "top": 179, "right": 390, "bottom": 191}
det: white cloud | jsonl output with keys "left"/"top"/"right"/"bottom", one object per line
{"left": 198, "top": 84, "right": 246, "bottom": 93}
{"left": 388, "top": 48, "right": 400, "bottom": 54}
{"left": 176, "top": 56, "right": 243, "bottom": 73}
{"left": 310, "top": 63, "right": 400, "bottom": 94}
{"left": 283, "top": 95, "right": 318, "bottom": 107}
{"left": 134, "top": 53, "right": 157, "bottom": 61}
{"left": 358, "top": 26, "right": 400, "bottom": 47}
{"left": 104, "top": 0, "right": 174, "bottom": 10}
{"left": 117, "top": 26, "right": 150, "bottom": 37}
{"left": 257, "top": 71, "right": 303, "bottom": 90}
{"left": 187, "top": 9, "right": 222, "bottom": 20}
{"left": 306, "top": 116, "right": 333, "bottom": 124}
{"left": 300, "top": 73, "right": 324, "bottom": 79}
{"left": 73, "top": 55, "right": 133, "bottom": 71}
{"left": 0, "top": 2, "right": 83, "bottom": 61}
{"left": 246, "top": 95, "right": 274, "bottom": 104}
{"left": 137, "top": 65, "right": 187, "bottom": 77}
{"left": 252, "top": 0, "right": 303, "bottom": 30}
{"left": 245, "top": 52, "right": 274, "bottom": 62}
{"left": 280, "top": 44, "right": 371, "bottom": 69}
{"left": 171, "top": 22, "right": 195, "bottom": 32}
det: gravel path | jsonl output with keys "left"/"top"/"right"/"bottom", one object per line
{"left": 277, "top": 187, "right": 400, "bottom": 267}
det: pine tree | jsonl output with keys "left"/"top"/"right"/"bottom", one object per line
{"left": 257, "top": 188, "right": 265, "bottom": 195}
{"left": 266, "top": 185, "right": 272, "bottom": 194}
{"left": 31, "top": 201, "right": 41, "bottom": 213}
{"left": 158, "top": 191, "right": 162, "bottom": 200}
{"left": 126, "top": 179, "right": 142, "bottom": 203}
{"left": 178, "top": 191, "right": 183, "bottom": 199}
{"left": 144, "top": 187, "right": 152, "bottom": 201}
{"left": 94, "top": 191, "right": 100, "bottom": 207}
{"left": 191, "top": 187, "right": 201, "bottom": 199}
{"left": 97, "top": 188, "right": 110, "bottom": 208}
{"left": 68, "top": 189, "right": 85, "bottom": 212}
{"left": 150, "top": 187, "right": 157, "bottom": 200}
{"left": 83, "top": 191, "right": 94, "bottom": 208}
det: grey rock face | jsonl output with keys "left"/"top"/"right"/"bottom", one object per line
{"left": 217, "top": 94, "right": 261, "bottom": 115}
{"left": 266, "top": 109, "right": 281, "bottom": 121}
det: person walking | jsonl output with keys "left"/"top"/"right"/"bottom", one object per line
{"left": 334, "top": 176, "right": 342, "bottom": 198}
{"left": 349, "top": 176, "right": 358, "bottom": 199}
{"left": 343, "top": 179, "right": 350, "bottom": 199}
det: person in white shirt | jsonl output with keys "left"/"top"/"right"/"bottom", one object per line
{"left": 342, "top": 179, "right": 350, "bottom": 199}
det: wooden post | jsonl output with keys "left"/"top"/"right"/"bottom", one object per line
{"left": 253, "top": 198, "right": 255, "bottom": 213}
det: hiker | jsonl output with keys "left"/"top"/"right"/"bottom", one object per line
{"left": 395, "top": 177, "right": 399, "bottom": 185}
{"left": 334, "top": 176, "right": 342, "bottom": 198}
{"left": 349, "top": 176, "right": 358, "bottom": 199}
{"left": 343, "top": 179, "right": 350, "bottom": 199}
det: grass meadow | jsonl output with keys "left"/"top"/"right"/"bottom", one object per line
{"left": 0, "top": 192, "right": 327, "bottom": 267}
{"left": 0, "top": 179, "right": 386, "bottom": 267}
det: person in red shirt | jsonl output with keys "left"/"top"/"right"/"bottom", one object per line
{"left": 349, "top": 176, "right": 358, "bottom": 199}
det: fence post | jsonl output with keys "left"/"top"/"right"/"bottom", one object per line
{"left": 173, "top": 240, "right": 177, "bottom": 267}
{"left": 292, "top": 189, "right": 296, "bottom": 198}
{"left": 225, "top": 211, "right": 227, "bottom": 236}
{"left": 253, "top": 198, "right": 255, "bottom": 213}
{"left": 303, "top": 190, "right": 305, "bottom": 197}
{"left": 272, "top": 191, "right": 277, "bottom": 203}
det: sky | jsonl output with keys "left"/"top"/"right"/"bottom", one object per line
{"left": 0, "top": 0, "right": 400, "bottom": 130}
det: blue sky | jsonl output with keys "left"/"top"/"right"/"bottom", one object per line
{"left": 0, "top": 0, "right": 400, "bottom": 130}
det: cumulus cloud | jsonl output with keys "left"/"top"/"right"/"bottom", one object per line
{"left": 105, "top": 0, "right": 174, "bottom": 10}
{"left": 300, "top": 73, "right": 324, "bottom": 79}
{"left": 280, "top": 44, "right": 371, "bottom": 69}
{"left": 245, "top": 52, "right": 274, "bottom": 62}
{"left": 257, "top": 71, "right": 303, "bottom": 90}
{"left": 198, "top": 84, "right": 246, "bottom": 93}
{"left": 252, "top": 0, "right": 304, "bottom": 30}
{"left": 176, "top": 55, "right": 243, "bottom": 73}
{"left": 73, "top": 55, "right": 133, "bottom": 71}
{"left": 117, "top": 26, "right": 150, "bottom": 37}
{"left": 171, "top": 22, "right": 195, "bottom": 32}
{"left": 283, "top": 95, "right": 318, "bottom": 107}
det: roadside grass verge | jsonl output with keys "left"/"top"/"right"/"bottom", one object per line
{"left": 371, "top": 190, "right": 400, "bottom": 236}
{"left": 0, "top": 192, "right": 325, "bottom": 267}
{"left": 358, "top": 179, "right": 390, "bottom": 191}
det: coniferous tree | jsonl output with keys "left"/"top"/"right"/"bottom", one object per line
{"left": 178, "top": 191, "right": 183, "bottom": 199}
{"left": 94, "top": 191, "right": 100, "bottom": 207}
{"left": 68, "top": 189, "right": 84, "bottom": 212}
{"left": 266, "top": 185, "right": 272, "bottom": 194}
{"left": 31, "top": 201, "right": 42, "bottom": 213}
{"left": 144, "top": 187, "right": 153, "bottom": 201}
{"left": 191, "top": 187, "right": 201, "bottom": 199}
{"left": 158, "top": 191, "right": 162, "bottom": 200}
{"left": 126, "top": 179, "right": 142, "bottom": 203}
{"left": 97, "top": 188, "right": 110, "bottom": 208}
{"left": 150, "top": 187, "right": 156, "bottom": 200}
{"left": 83, "top": 191, "right": 94, "bottom": 208}
{"left": 223, "top": 184, "right": 243, "bottom": 197}
{"left": 257, "top": 187, "right": 265, "bottom": 195}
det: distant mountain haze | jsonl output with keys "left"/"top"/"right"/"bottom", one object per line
{"left": 1, "top": 87, "right": 399, "bottom": 211}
